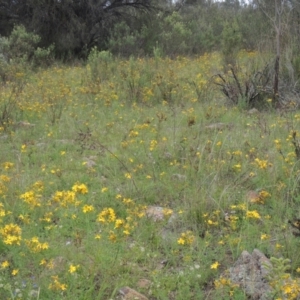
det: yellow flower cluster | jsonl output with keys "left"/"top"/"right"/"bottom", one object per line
{"left": 69, "top": 264, "right": 80, "bottom": 274}
{"left": 82, "top": 205, "right": 94, "bottom": 213}
{"left": 0, "top": 203, "right": 7, "bottom": 218}
{"left": 97, "top": 208, "right": 116, "bottom": 223}
{"left": 0, "top": 223, "right": 22, "bottom": 245}
{"left": 214, "top": 276, "right": 239, "bottom": 297}
{"left": 250, "top": 190, "right": 271, "bottom": 204}
{"left": 72, "top": 183, "right": 88, "bottom": 194}
{"left": 149, "top": 139, "right": 158, "bottom": 151}
{"left": 52, "top": 190, "right": 78, "bottom": 207}
{"left": 269, "top": 275, "right": 300, "bottom": 300}
{"left": 2, "top": 162, "right": 14, "bottom": 170}
{"left": 25, "top": 236, "right": 49, "bottom": 252}
{"left": 246, "top": 210, "right": 261, "bottom": 219}
{"left": 203, "top": 210, "right": 220, "bottom": 227}
{"left": 211, "top": 261, "right": 220, "bottom": 269}
{"left": 48, "top": 275, "right": 67, "bottom": 291}
{"left": 177, "top": 230, "right": 195, "bottom": 245}
{"left": 254, "top": 158, "right": 272, "bottom": 169}
{"left": 20, "top": 191, "right": 42, "bottom": 208}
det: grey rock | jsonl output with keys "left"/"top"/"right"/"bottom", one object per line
{"left": 171, "top": 174, "right": 186, "bottom": 181}
{"left": 227, "top": 249, "right": 272, "bottom": 300}
{"left": 119, "top": 286, "right": 149, "bottom": 300}
{"left": 205, "top": 123, "right": 233, "bottom": 131}
{"left": 248, "top": 108, "right": 259, "bottom": 115}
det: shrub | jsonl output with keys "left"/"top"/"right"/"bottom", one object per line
{"left": 212, "top": 63, "right": 272, "bottom": 109}
{"left": 87, "top": 48, "right": 114, "bottom": 81}
{"left": 221, "top": 20, "right": 242, "bottom": 68}
{"left": 32, "top": 45, "right": 55, "bottom": 67}
{"left": 106, "top": 21, "right": 141, "bottom": 57}
{"left": 0, "top": 25, "right": 54, "bottom": 75}
{"left": 0, "top": 25, "right": 40, "bottom": 64}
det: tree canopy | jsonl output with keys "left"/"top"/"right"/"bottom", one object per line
{"left": 0, "top": 0, "right": 154, "bottom": 57}
{"left": 1, "top": 0, "right": 300, "bottom": 60}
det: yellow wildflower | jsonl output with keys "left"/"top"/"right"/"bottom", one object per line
{"left": 261, "top": 234, "right": 270, "bottom": 240}
{"left": 1, "top": 261, "right": 9, "bottom": 268}
{"left": 82, "top": 205, "right": 94, "bottom": 213}
{"left": 246, "top": 210, "right": 261, "bottom": 219}
{"left": 69, "top": 264, "right": 79, "bottom": 274}
{"left": 177, "top": 231, "right": 195, "bottom": 245}
{"left": 95, "top": 234, "right": 101, "bottom": 240}
{"left": 125, "top": 173, "right": 132, "bottom": 179}
{"left": 211, "top": 262, "right": 220, "bottom": 269}
{"left": 72, "top": 183, "right": 88, "bottom": 194}
{"left": 109, "top": 231, "right": 117, "bottom": 242}
{"left": 114, "top": 219, "right": 124, "bottom": 229}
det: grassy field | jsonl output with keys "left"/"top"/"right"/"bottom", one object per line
{"left": 1, "top": 51, "right": 300, "bottom": 299}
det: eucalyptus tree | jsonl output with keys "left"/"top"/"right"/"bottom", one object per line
{"left": 253, "top": 0, "right": 295, "bottom": 104}
{"left": 0, "top": 0, "right": 154, "bottom": 57}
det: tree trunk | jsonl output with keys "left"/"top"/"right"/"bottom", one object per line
{"left": 273, "top": 54, "right": 280, "bottom": 106}
{"left": 273, "top": 13, "right": 281, "bottom": 107}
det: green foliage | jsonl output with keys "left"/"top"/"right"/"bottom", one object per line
{"left": 221, "top": 20, "right": 242, "bottom": 68}
{"left": 0, "top": 0, "right": 296, "bottom": 62}
{"left": 103, "top": 3, "right": 265, "bottom": 58}
{"left": 160, "top": 11, "right": 192, "bottom": 56}
{"left": 0, "top": 0, "right": 277, "bottom": 60}
{"left": 0, "top": 53, "right": 9, "bottom": 82}
{"left": 87, "top": 48, "right": 114, "bottom": 81}
{"left": 189, "top": 22, "right": 217, "bottom": 53}
{"left": 182, "top": 4, "right": 224, "bottom": 54}
{"left": 292, "top": 54, "right": 300, "bottom": 82}
{"left": 33, "top": 45, "right": 55, "bottom": 67}
{"left": 153, "top": 42, "right": 164, "bottom": 60}
{"left": 106, "top": 21, "right": 141, "bottom": 57}
{"left": 0, "top": 25, "right": 54, "bottom": 79}
{"left": 266, "top": 257, "right": 291, "bottom": 277}
{"left": 0, "top": 25, "right": 40, "bottom": 64}
{"left": 263, "top": 257, "right": 300, "bottom": 299}
{"left": 0, "top": 0, "right": 153, "bottom": 58}
{"left": 213, "top": 60, "right": 272, "bottom": 110}
{"left": 0, "top": 79, "right": 25, "bottom": 131}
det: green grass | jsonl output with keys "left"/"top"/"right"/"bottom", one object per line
{"left": 1, "top": 52, "right": 300, "bottom": 299}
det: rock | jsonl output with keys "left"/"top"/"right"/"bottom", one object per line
{"left": 246, "top": 190, "right": 260, "bottom": 203}
{"left": 171, "top": 174, "right": 186, "bottom": 181}
{"left": 36, "top": 142, "right": 47, "bottom": 148}
{"left": 56, "top": 139, "right": 74, "bottom": 144}
{"left": 137, "top": 279, "right": 152, "bottom": 289}
{"left": 119, "top": 286, "right": 149, "bottom": 300}
{"left": 156, "top": 259, "right": 168, "bottom": 270}
{"left": 83, "top": 156, "right": 97, "bottom": 168}
{"left": 226, "top": 249, "right": 272, "bottom": 300}
{"left": 40, "top": 256, "right": 66, "bottom": 278}
{"left": 145, "top": 206, "right": 179, "bottom": 241}
{"left": 15, "top": 121, "right": 35, "bottom": 128}
{"left": 248, "top": 108, "right": 259, "bottom": 115}
{"left": 205, "top": 123, "right": 233, "bottom": 131}
{"left": 164, "top": 152, "right": 173, "bottom": 159}
{"left": 145, "top": 206, "right": 173, "bottom": 222}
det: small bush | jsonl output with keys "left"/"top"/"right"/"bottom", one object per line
{"left": 292, "top": 54, "right": 300, "bottom": 83}
{"left": 221, "top": 20, "right": 242, "bottom": 68}
{"left": 212, "top": 63, "right": 272, "bottom": 109}
{"left": 0, "top": 25, "right": 40, "bottom": 64}
{"left": 87, "top": 48, "right": 114, "bottom": 81}
{"left": 0, "top": 25, "right": 54, "bottom": 77}
{"left": 33, "top": 45, "right": 55, "bottom": 67}
{"left": 106, "top": 21, "right": 141, "bottom": 57}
